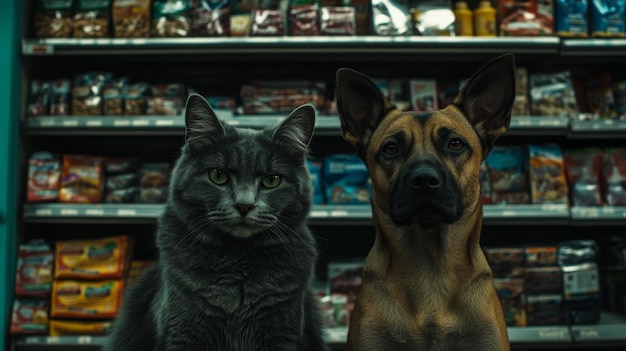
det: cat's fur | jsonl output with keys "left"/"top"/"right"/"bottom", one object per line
{"left": 103, "top": 94, "right": 326, "bottom": 351}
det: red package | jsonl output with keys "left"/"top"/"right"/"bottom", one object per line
{"left": 11, "top": 299, "right": 49, "bottom": 335}
{"left": 59, "top": 155, "right": 104, "bottom": 203}
{"left": 27, "top": 151, "right": 61, "bottom": 203}
{"left": 15, "top": 242, "right": 54, "bottom": 298}
{"left": 563, "top": 148, "right": 604, "bottom": 206}
{"left": 603, "top": 148, "right": 626, "bottom": 206}
{"left": 290, "top": 5, "right": 319, "bottom": 36}
{"left": 251, "top": 9, "right": 284, "bottom": 36}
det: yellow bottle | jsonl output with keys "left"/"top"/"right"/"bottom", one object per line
{"left": 474, "top": 0, "right": 496, "bottom": 37}
{"left": 454, "top": 1, "right": 474, "bottom": 36}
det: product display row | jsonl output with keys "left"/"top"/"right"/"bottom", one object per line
{"left": 25, "top": 68, "right": 626, "bottom": 121}
{"left": 32, "top": 0, "right": 626, "bottom": 39}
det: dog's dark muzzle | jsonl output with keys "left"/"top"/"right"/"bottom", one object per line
{"left": 390, "top": 158, "right": 464, "bottom": 227}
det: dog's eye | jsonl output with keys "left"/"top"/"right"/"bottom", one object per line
{"left": 448, "top": 138, "right": 466, "bottom": 152}
{"left": 382, "top": 143, "right": 399, "bottom": 157}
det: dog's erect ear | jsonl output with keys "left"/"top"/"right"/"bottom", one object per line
{"left": 454, "top": 54, "right": 516, "bottom": 158}
{"left": 336, "top": 68, "right": 389, "bottom": 158}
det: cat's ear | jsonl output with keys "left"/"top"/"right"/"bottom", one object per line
{"left": 184, "top": 92, "right": 225, "bottom": 145}
{"left": 272, "top": 104, "right": 316, "bottom": 156}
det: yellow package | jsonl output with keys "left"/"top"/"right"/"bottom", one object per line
{"left": 55, "top": 236, "right": 130, "bottom": 280}
{"left": 49, "top": 320, "right": 113, "bottom": 336}
{"left": 51, "top": 280, "right": 123, "bottom": 319}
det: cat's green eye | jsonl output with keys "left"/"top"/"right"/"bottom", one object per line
{"left": 209, "top": 169, "right": 229, "bottom": 185}
{"left": 262, "top": 175, "right": 281, "bottom": 189}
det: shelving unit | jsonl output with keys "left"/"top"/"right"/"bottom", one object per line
{"left": 12, "top": 9, "right": 626, "bottom": 348}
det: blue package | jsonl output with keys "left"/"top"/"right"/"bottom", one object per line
{"left": 591, "top": 0, "right": 625, "bottom": 37}
{"left": 324, "top": 154, "right": 371, "bottom": 205}
{"left": 485, "top": 146, "right": 530, "bottom": 204}
{"left": 556, "top": 0, "right": 589, "bottom": 37}
{"left": 306, "top": 158, "right": 325, "bottom": 205}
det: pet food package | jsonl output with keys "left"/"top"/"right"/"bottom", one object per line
{"left": 563, "top": 148, "right": 604, "bottom": 206}
{"left": 500, "top": 0, "right": 554, "bottom": 36}
{"left": 557, "top": 240, "right": 598, "bottom": 265}
{"left": 289, "top": 0, "right": 319, "bottom": 36}
{"left": 113, "top": 0, "right": 151, "bottom": 37}
{"left": 561, "top": 263, "right": 602, "bottom": 324}
{"left": 409, "top": 0, "right": 455, "bottom": 35}
{"left": 530, "top": 71, "right": 579, "bottom": 117}
{"left": 102, "top": 77, "right": 128, "bottom": 116}
{"left": 34, "top": 0, "right": 74, "bottom": 38}
{"left": 325, "top": 154, "right": 372, "bottom": 204}
{"left": 555, "top": 0, "right": 588, "bottom": 37}
{"left": 410, "top": 80, "right": 438, "bottom": 112}
{"left": 10, "top": 299, "right": 49, "bottom": 334}
{"left": 49, "top": 320, "right": 113, "bottom": 336}
{"left": 15, "top": 241, "right": 55, "bottom": 298}
{"left": 241, "top": 82, "right": 323, "bottom": 115}
{"left": 494, "top": 278, "right": 527, "bottom": 326}
{"left": 51, "top": 279, "right": 124, "bottom": 319}
{"left": 27, "top": 151, "right": 61, "bottom": 203}
{"left": 525, "top": 294, "right": 566, "bottom": 325}
{"left": 307, "top": 158, "right": 325, "bottom": 205}
{"left": 372, "top": 0, "right": 412, "bottom": 35}
{"left": 590, "top": 0, "right": 625, "bottom": 37}
{"left": 146, "top": 83, "right": 186, "bottom": 116}
{"left": 73, "top": 0, "right": 111, "bottom": 38}
{"left": 320, "top": 6, "right": 356, "bottom": 35}
{"left": 484, "top": 247, "right": 525, "bottom": 277}
{"left": 152, "top": 0, "right": 192, "bottom": 37}
{"left": 191, "top": 0, "right": 231, "bottom": 36}
{"left": 564, "top": 293, "right": 602, "bottom": 324}
{"left": 55, "top": 236, "right": 131, "bottom": 280}
{"left": 528, "top": 144, "right": 569, "bottom": 204}
{"left": 524, "top": 266, "right": 563, "bottom": 295}
{"left": 513, "top": 68, "right": 530, "bottom": 115}
{"left": 602, "top": 148, "right": 626, "bottom": 205}
{"left": 480, "top": 161, "right": 492, "bottom": 204}
{"left": 73, "top": 72, "right": 113, "bottom": 116}
{"left": 485, "top": 146, "right": 530, "bottom": 204}
{"left": 104, "top": 157, "right": 141, "bottom": 203}
{"left": 390, "top": 80, "right": 411, "bottom": 111}
{"left": 525, "top": 246, "right": 558, "bottom": 266}
{"left": 50, "top": 79, "right": 72, "bottom": 116}
{"left": 251, "top": 9, "right": 285, "bottom": 36}
{"left": 229, "top": 0, "right": 254, "bottom": 37}
{"left": 59, "top": 155, "right": 104, "bottom": 203}
{"left": 139, "top": 163, "right": 171, "bottom": 203}
{"left": 581, "top": 73, "right": 617, "bottom": 119}
{"left": 123, "top": 82, "right": 151, "bottom": 115}
{"left": 26, "top": 80, "right": 51, "bottom": 117}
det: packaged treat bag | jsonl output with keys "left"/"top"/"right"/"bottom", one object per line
{"left": 152, "top": 0, "right": 193, "bottom": 37}
{"left": 59, "top": 154, "right": 104, "bottom": 203}
{"left": 372, "top": 0, "right": 412, "bottom": 35}
{"left": 590, "top": 0, "right": 625, "bottom": 37}
{"left": 27, "top": 151, "right": 61, "bottom": 203}
{"left": 10, "top": 299, "right": 49, "bottom": 334}
{"left": 306, "top": 158, "right": 325, "bottom": 205}
{"left": 34, "top": 0, "right": 74, "bottom": 38}
{"left": 603, "top": 148, "right": 626, "bottom": 205}
{"left": 525, "top": 295, "right": 566, "bottom": 325}
{"left": 484, "top": 247, "right": 526, "bottom": 278}
{"left": 500, "top": 0, "right": 554, "bottom": 36}
{"left": 15, "top": 241, "right": 54, "bottom": 298}
{"left": 55, "top": 236, "right": 131, "bottom": 280}
{"left": 530, "top": 71, "right": 579, "bottom": 117}
{"left": 485, "top": 146, "right": 530, "bottom": 204}
{"left": 51, "top": 280, "right": 124, "bottom": 319}
{"left": 325, "top": 154, "right": 372, "bottom": 204}
{"left": 494, "top": 278, "right": 527, "bottom": 326}
{"left": 49, "top": 320, "right": 113, "bottom": 336}
{"left": 410, "top": 0, "right": 455, "bottom": 35}
{"left": 26, "top": 80, "right": 51, "bottom": 117}
{"left": 555, "top": 0, "right": 589, "bottom": 37}
{"left": 113, "top": 0, "right": 151, "bottom": 37}
{"left": 191, "top": 0, "right": 231, "bottom": 36}
{"left": 73, "top": 0, "right": 112, "bottom": 38}
{"left": 563, "top": 148, "right": 604, "bottom": 206}
{"left": 528, "top": 144, "right": 569, "bottom": 204}
{"left": 50, "top": 79, "right": 72, "bottom": 116}
{"left": 289, "top": 0, "right": 319, "bottom": 35}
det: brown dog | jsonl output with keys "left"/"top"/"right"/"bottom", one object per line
{"left": 335, "top": 54, "right": 516, "bottom": 351}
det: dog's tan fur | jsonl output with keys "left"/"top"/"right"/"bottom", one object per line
{"left": 336, "top": 55, "right": 516, "bottom": 351}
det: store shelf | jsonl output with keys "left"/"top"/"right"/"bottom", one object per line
{"left": 569, "top": 119, "right": 626, "bottom": 139}
{"left": 22, "top": 203, "right": 165, "bottom": 224}
{"left": 21, "top": 37, "right": 561, "bottom": 57}
{"left": 560, "top": 38, "right": 626, "bottom": 57}
{"left": 570, "top": 206, "right": 626, "bottom": 225}
{"left": 15, "top": 335, "right": 105, "bottom": 350}
{"left": 508, "top": 326, "right": 572, "bottom": 348}
{"left": 508, "top": 116, "right": 569, "bottom": 136}
{"left": 571, "top": 313, "right": 626, "bottom": 347}
{"left": 483, "top": 204, "right": 570, "bottom": 225}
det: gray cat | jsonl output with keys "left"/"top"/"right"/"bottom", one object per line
{"left": 103, "top": 94, "right": 327, "bottom": 351}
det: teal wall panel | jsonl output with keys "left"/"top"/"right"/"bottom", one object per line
{"left": 0, "top": 0, "right": 20, "bottom": 350}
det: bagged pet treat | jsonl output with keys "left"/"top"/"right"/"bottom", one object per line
{"left": 320, "top": 6, "right": 356, "bottom": 35}
{"left": 49, "top": 320, "right": 113, "bottom": 336}
{"left": 103, "top": 77, "right": 128, "bottom": 116}
{"left": 73, "top": 72, "right": 113, "bottom": 116}
{"left": 27, "top": 151, "right": 61, "bottom": 203}
{"left": 325, "top": 154, "right": 372, "bottom": 204}
{"left": 10, "top": 299, "right": 49, "bottom": 335}
{"left": 59, "top": 154, "right": 104, "bottom": 203}
{"left": 603, "top": 148, "right": 626, "bottom": 205}
{"left": 494, "top": 278, "right": 527, "bottom": 326}
{"left": 139, "top": 163, "right": 171, "bottom": 203}
{"left": 34, "top": 0, "right": 74, "bottom": 38}
{"left": 250, "top": 8, "right": 284, "bottom": 35}
{"left": 50, "top": 79, "right": 72, "bottom": 116}
{"left": 290, "top": 2, "right": 319, "bottom": 36}
{"left": 590, "top": 0, "right": 625, "bottom": 37}
{"left": 410, "top": 80, "right": 438, "bottom": 111}
{"left": 581, "top": 73, "right": 617, "bottom": 119}
{"left": 500, "top": 0, "right": 554, "bottom": 36}
{"left": 528, "top": 144, "right": 569, "bottom": 204}
{"left": 26, "top": 80, "right": 51, "bottom": 117}
{"left": 55, "top": 236, "right": 130, "bottom": 280}
{"left": 51, "top": 279, "right": 124, "bottom": 319}
{"left": 146, "top": 83, "right": 185, "bottom": 115}
{"left": 241, "top": 82, "right": 323, "bottom": 114}
{"left": 73, "top": 0, "right": 111, "bottom": 38}
{"left": 372, "top": 0, "right": 412, "bottom": 35}
{"left": 124, "top": 83, "right": 151, "bottom": 115}
{"left": 152, "top": 0, "right": 192, "bottom": 37}
{"left": 307, "top": 158, "right": 325, "bottom": 205}
{"left": 513, "top": 67, "right": 530, "bottom": 115}
{"left": 191, "top": 0, "right": 230, "bottom": 36}
{"left": 530, "top": 71, "right": 579, "bottom": 117}
{"left": 525, "top": 246, "right": 558, "bottom": 266}
{"left": 485, "top": 146, "right": 530, "bottom": 204}
{"left": 113, "top": 0, "right": 151, "bottom": 37}
{"left": 563, "top": 148, "right": 604, "bottom": 206}
{"left": 558, "top": 240, "right": 598, "bottom": 265}
{"left": 15, "top": 241, "right": 54, "bottom": 298}
{"left": 555, "top": 0, "right": 588, "bottom": 37}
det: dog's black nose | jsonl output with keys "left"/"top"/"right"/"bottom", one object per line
{"left": 410, "top": 168, "right": 441, "bottom": 190}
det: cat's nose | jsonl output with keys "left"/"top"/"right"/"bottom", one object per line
{"left": 234, "top": 204, "right": 255, "bottom": 216}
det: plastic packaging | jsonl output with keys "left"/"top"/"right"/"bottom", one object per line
{"left": 474, "top": 0, "right": 496, "bottom": 36}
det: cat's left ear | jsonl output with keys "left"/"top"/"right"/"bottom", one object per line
{"left": 184, "top": 92, "right": 226, "bottom": 145}
{"left": 272, "top": 104, "right": 316, "bottom": 156}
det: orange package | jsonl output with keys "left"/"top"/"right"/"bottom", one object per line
{"left": 55, "top": 236, "right": 130, "bottom": 280}
{"left": 59, "top": 155, "right": 104, "bottom": 203}
{"left": 51, "top": 280, "right": 123, "bottom": 319}
{"left": 49, "top": 320, "right": 113, "bottom": 336}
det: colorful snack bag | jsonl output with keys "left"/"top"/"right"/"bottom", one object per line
{"left": 50, "top": 79, "right": 72, "bottom": 116}
{"left": 525, "top": 246, "right": 558, "bottom": 266}
{"left": 55, "top": 236, "right": 130, "bottom": 280}
{"left": 500, "top": 0, "right": 554, "bottom": 36}
{"left": 410, "top": 80, "right": 438, "bottom": 112}
{"left": 124, "top": 83, "right": 151, "bottom": 115}
{"left": 26, "top": 80, "right": 51, "bottom": 117}
{"left": 290, "top": 2, "right": 319, "bottom": 36}
{"left": 152, "top": 0, "right": 192, "bottom": 37}
{"left": 51, "top": 280, "right": 124, "bottom": 319}
{"left": 320, "top": 6, "right": 356, "bottom": 35}
{"left": 485, "top": 146, "right": 530, "bottom": 204}
{"left": 251, "top": 9, "right": 284, "bottom": 35}
{"left": 513, "top": 68, "right": 530, "bottom": 116}
{"left": 27, "top": 151, "right": 61, "bottom": 203}
{"left": 191, "top": 0, "right": 230, "bottom": 36}
{"left": 325, "top": 154, "right": 371, "bottom": 204}
{"left": 59, "top": 154, "right": 104, "bottom": 203}
{"left": 34, "top": 0, "right": 74, "bottom": 38}
{"left": 307, "top": 158, "right": 325, "bottom": 205}
{"left": 555, "top": 0, "right": 589, "bottom": 37}
{"left": 49, "top": 320, "right": 113, "bottom": 336}
{"left": 10, "top": 299, "right": 49, "bottom": 334}
{"left": 494, "top": 278, "right": 527, "bottom": 326}
{"left": 15, "top": 241, "right": 54, "bottom": 298}
{"left": 480, "top": 161, "right": 492, "bottom": 204}
{"left": 372, "top": 0, "right": 412, "bottom": 35}
{"left": 139, "top": 163, "right": 171, "bottom": 203}
{"left": 602, "top": 148, "right": 626, "bottom": 205}
{"left": 528, "top": 144, "right": 569, "bottom": 204}
{"left": 530, "top": 71, "right": 579, "bottom": 117}
{"left": 563, "top": 148, "right": 604, "bottom": 206}
{"left": 524, "top": 266, "right": 563, "bottom": 295}
{"left": 113, "top": 0, "right": 151, "bottom": 38}
{"left": 73, "top": 0, "right": 112, "bottom": 38}
{"left": 73, "top": 72, "right": 113, "bottom": 116}
{"left": 590, "top": 0, "right": 625, "bottom": 37}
